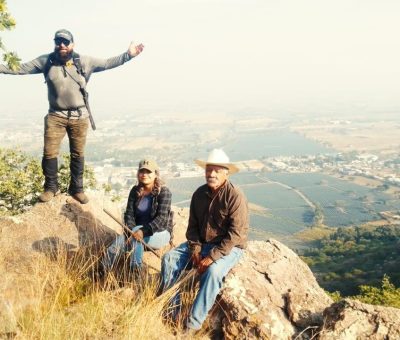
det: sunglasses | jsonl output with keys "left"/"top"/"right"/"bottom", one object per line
{"left": 54, "top": 38, "right": 71, "bottom": 46}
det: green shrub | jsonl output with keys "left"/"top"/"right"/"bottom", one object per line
{"left": 0, "top": 148, "right": 97, "bottom": 215}
{"left": 353, "top": 275, "right": 400, "bottom": 308}
{"left": 327, "top": 290, "right": 342, "bottom": 302}
{"left": 0, "top": 148, "right": 43, "bottom": 215}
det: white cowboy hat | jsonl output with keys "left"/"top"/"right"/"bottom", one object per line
{"left": 195, "top": 149, "right": 240, "bottom": 174}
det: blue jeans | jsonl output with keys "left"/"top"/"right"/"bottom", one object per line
{"left": 161, "top": 242, "right": 243, "bottom": 330}
{"left": 103, "top": 225, "right": 171, "bottom": 270}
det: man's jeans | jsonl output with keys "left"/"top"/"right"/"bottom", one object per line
{"left": 103, "top": 225, "right": 171, "bottom": 270}
{"left": 161, "top": 242, "right": 243, "bottom": 330}
{"left": 43, "top": 114, "right": 88, "bottom": 159}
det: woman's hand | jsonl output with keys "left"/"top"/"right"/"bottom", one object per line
{"left": 132, "top": 229, "right": 144, "bottom": 241}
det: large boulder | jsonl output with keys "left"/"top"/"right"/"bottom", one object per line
{"left": 319, "top": 299, "right": 400, "bottom": 339}
{"left": 209, "top": 239, "right": 333, "bottom": 339}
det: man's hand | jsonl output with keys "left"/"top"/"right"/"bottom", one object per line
{"left": 132, "top": 229, "right": 144, "bottom": 241}
{"left": 197, "top": 256, "right": 213, "bottom": 274}
{"left": 128, "top": 42, "right": 144, "bottom": 58}
{"left": 191, "top": 252, "right": 202, "bottom": 267}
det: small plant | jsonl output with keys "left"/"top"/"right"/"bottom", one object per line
{"left": 326, "top": 290, "right": 342, "bottom": 302}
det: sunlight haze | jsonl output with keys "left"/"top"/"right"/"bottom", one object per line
{"left": 1, "top": 0, "right": 399, "bottom": 117}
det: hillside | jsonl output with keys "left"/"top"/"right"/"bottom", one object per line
{"left": 1, "top": 193, "right": 400, "bottom": 339}
{"left": 302, "top": 224, "right": 400, "bottom": 296}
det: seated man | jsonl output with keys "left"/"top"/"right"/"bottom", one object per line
{"left": 161, "top": 149, "right": 249, "bottom": 332}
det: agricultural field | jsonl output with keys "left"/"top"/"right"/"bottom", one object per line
{"left": 167, "top": 171, "right": 400, "bottom": 247}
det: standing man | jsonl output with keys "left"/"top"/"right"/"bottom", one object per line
{"left": 161, "top": 149, "right": 249, "bottom": 332}
{"left": 0, "top": 29, "right": 144, "bottom": 204}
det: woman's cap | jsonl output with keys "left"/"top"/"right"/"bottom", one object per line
{"left": 138, "top": 159, "right": 159, "bottom": 173}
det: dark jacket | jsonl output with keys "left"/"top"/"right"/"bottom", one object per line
{"left": 124, "top": 185, "right": 173, "bottom": 237}
{"left": 186, "top": 180, "right": 249, "bottom": 261}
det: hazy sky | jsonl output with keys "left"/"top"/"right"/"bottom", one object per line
{"left": 1, "top": 0, "right": 400, "bottom": 117}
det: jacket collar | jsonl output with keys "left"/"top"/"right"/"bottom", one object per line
{"left": 205, "top": 179, "right": 229, "bottom": 198}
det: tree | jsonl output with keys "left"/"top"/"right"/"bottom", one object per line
{"left": 0, "top": 0, "right": 20, "bottom": 70}
{"left": 312, "top": 203, "right": 324, "bottom": 227}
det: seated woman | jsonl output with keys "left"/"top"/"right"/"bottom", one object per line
{"left": 103, "top": 159, "right": 172, "bottom": 272}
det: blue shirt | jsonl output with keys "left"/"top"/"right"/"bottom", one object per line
{"left": 135, "top": 195, "right": 152, "bottom": 226}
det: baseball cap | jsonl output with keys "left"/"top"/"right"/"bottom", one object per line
{"left": 138, "top": 159, "right": 159, "bottom": 173}
{"left": 54, "top": 29, "right": 74, "bottom": 42}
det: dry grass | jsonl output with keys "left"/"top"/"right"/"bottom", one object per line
{"left": 0, "top": 244, "right": 209, "bottom": 339}
{"left": 294, "top": 225, "right": 335, "bottom": 243}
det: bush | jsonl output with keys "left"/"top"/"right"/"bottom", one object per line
{"left": 0, "top": 148, "right": 43, "bottom": 215}
{"left": 0, "top": 148, "right": 97, "bottom": 215}
{"left": 353, "top": 275, "right": 400, "bottom": 308}
{"left": 327, "top": 290, "right": 342, "bottom": 302}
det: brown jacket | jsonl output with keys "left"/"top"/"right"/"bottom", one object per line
{"left": 186, "top": 180, "right": 249, "bottom": 261}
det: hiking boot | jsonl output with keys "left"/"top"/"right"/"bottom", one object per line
{"left": 69, "top": 156, "right": 85, "bottom": 194}
{"left": 41, "top": 157, "right": 58, "bottom": 199}
{"left": 71, "top": 192, "right": 89, "bottom": 204}
{"left": 39, "top": 190, "right": 55, "bottom": 203}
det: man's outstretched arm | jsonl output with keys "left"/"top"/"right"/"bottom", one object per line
{"left": 85, "top": 42, "right": 145, "bottom": 75}
{"left": 0, "top": 55, "right": 47, "bottom": 75}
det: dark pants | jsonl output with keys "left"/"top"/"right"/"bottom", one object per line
{"left": 42, "top": 114, "right": 89, "bottom": 193}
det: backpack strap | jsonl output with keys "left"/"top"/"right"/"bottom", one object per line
{"left": 43, "top": 52, "right": 86, "bottom": 81}
{"left": 71, "top": 52, "right": 87, "bottom": 80}
{"left": 43, "top": 52, "right": 56, "bottom": 80}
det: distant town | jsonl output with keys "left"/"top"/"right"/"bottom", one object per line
{"left": 93, "top": 151, "right": 400, "bottom": 202}
{"left": 1, "top": 111, "right": 400, "bottom": 202}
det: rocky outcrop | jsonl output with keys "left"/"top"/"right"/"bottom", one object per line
{"left": 210, "top": 239, "right": 333, "bottom": 339}
{"left": 1, "top": 193, "right": 400, "bottom": 338}
{"left": 319, "top": 299, "right": 400, "bottom": 339}
{"left": 0, "top": 193, "right": 122, "bottom": 333}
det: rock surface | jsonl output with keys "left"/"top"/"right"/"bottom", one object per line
{"left": 0, "top": 193, "right": 122, "bottom": 333}
{"left": 210, "top": 239, "right": 333, "bottom": 339}
{"left": 1, "top": 192, "right": 400, "bottom": 339}
{"left": 319, "top": 299, "right": 400, "bottom": 339}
